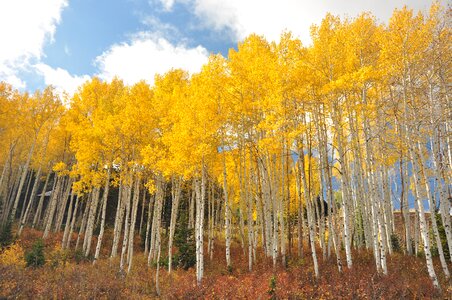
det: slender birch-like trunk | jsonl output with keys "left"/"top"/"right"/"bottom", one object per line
{"left": 94, "top": 168, "right": 111, "bottom": 263}
{"left": 18, "top": 166, "right": 42, "bottom": 235}
{"left": 295, "top": 164, "right": 304, "bottom": 259}
{"left": 127, "top": 177, "right": 140, "bottom": 272}
{"left": 195, "top": 166, "right": 206, "bottom": 285}
{"left": 222, "top": 140, "right": 232, "bottom": 269}
{"left": 271, "top": 155, "right": 279, "bottom": 268}
{"left": 19, "top": 170, "right": 33, "bottom": 223}
{"left": 299, "top": 131, "right": 319, "bottom": 278}
{"left": 189, "top": 188, "right": 195, "bottom": 229}
{"left": 32, "top": 171, "right": 51, "bottom": 228}
{"left": 148, "top": 176, "right": 164, "bottom": 265}
{"left": 139, "top": 189, "right": 146, "bottom": 235}
{"left": 332, "top": 104, "right": 353, "bottom": 269}
{"left": 111, "top": 184, "right": 125, "bottom": 258}
{"left": 280, "top": 142, "right": 287, "bottom": 267}
{"left": 83, "top": 187, "right": 100, "bottom": 256}
{"left": 325, "top": 144, "right": 342, "bottom": 272}
{"left": 144, "top": 194, "right": 154, "bottom": 255}
{"left": 155, "top": 234, "right": 162, "bottom": 296}
{"left": 54, "top": 177, "right": 74, "bottom": 232}
{"left": 62, "top": 193, "right": 76, "bottom": 248}
{"left": 168, "top": 176, "right": 181, "bottom": 273}
{"left": 120, "top": 180, "right": 133, "bottom": 272}
{"left": 10, "top": 139, "right": 37, "bottom": 221}
{"left": 76, "top": 196, "right": 90, "bottom": 250}
{"left": 65, "top": 194, "right": 80, "bottom": 249}
{"left": 416, "top": 142, "right": 450, "bottom": 278}
{"left": 409, "top": 140, "right": 440, "bottom": 289}
{"left": 43, "top": 176, "right": 63, "bottom": 239}
{"left": 244, "top": 151, "right": 255, "bottom": 271}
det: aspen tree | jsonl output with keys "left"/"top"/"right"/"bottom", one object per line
{"left": 168, "top": 176, "right": 181, "bottom": 273}
{"left": 94, "top": 167, "right": 111, "bottom": 263}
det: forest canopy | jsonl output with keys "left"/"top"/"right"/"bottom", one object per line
{"left": 0, "top": 2, "right": 450, "bottom": 296}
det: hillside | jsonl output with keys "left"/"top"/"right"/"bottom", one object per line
{"left": 1, "top": 2, "right": 451, "bottom": 299}
{"left": 1, "top": 225, "right": 450, "bottom": 299}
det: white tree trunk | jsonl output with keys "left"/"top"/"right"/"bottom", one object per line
{"left": 54, "top": 177, "right": 74, "bottom": 232}
{"left": 111, "top": 184, "right": 125, "bottom": 258}
{"left": 120, "top": 181, "right": 133, "bottom": 272}
{"left": 76, "top": 195, "right": 90, "bottom": 250}
{"left": 144, "top": 194, "right": 154, "bottom": 255}
{"left": 94, "top": 168, "right": 111, "bottom": 263}
{"left": 127, "top": 177, "right": 140, "bottom": 273}
{"left": 62, "top": 193, "right": 77, "bottom": 249}
{"left": 332, "top": 106, "right": 353, "bottom": 269}
{"left": 223, "top": 147, "right": 232, "bottom": 269}
{"left": 18, "top": 166, "right": 42, "bottom": 236}
{"left": 43, "top": 176, "right": 63, "bottom": 239}
{"left": 32, "top": 171, "right": 51, "bottom": 228}
{"left": 168, "top": 176, "right": 181, "bottom": 273}
{"left": 83, "top": 187, "right": 100, "bottom": 256}
{"left": 10, "top": 140, "right": 36, "bottom": 221}
{"left": 195, "top": 166, "right": 206, "bottom": 285}
{"left": 65, "top": 194, "right": 79, "bottom": 249}
{"left": 409, "top": 142, "right": 440, "bottom": 289}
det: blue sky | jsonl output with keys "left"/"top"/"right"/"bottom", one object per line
{"left": 0, "top": 0, "right": 435, "bottom": 97}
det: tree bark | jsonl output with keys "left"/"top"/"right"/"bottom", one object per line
{"left": 94, "top": 168, "right": 111, "bottom": 263}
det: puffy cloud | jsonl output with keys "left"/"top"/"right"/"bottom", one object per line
{"left": 95, "top": 32, "right": 209, "bottom": 85}
{"left": 34, "top": 63, "right": 90, "bottom": 98}
{"left": 189, "top": 0, "right": 434, "bottom": 43}
{"left": 1, "top": 73, "right": 26, "bottom": 89}
{"left": 0, "top": 0, "right": 68, "bottom": 88}
{"left": 158, "top": 0, "right": 176, "bottom": 11}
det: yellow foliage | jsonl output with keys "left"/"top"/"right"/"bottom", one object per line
{"left": 0, "top": 243, "right": 26, "bottom": 268}
{"left": 53, "top": 161, "right": 69, "bottom": 175}
{"left": 48, "top": 245, "right": 69, "bottom": 268}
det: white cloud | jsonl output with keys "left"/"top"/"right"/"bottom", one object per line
{"left": 95, "top": 32, "right": 209, "bottom": 85}
{"left": 1, "top": 73, "right": 26, "bottom": 89}
{"left": 142, "top": 15, "right": 181, "bottom": 39}
{"left": 189, "top": 0, "right": 435, "bottom": 43}
{"left": 0, "top": 0, "right": 68, "bottom": 88}
{"left": 160, "top": 0, "right": 175, "bottom": 11}
{"left": 34, "top": 63, "right": 90, "bottom": 97}
{"left": 150, "top": 0, "right": 180, "bottom": 11}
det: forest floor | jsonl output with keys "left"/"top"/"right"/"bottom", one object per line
{"left": 1, "top": 228, "right": 451, "bottom": 299}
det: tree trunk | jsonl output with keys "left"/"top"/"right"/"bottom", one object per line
{"left": 10, "top": 139, "right": 36, "bottom": 221}
{"left": 299, "top": 140, "right": 319, "bottom": 278}
{"left": 76, "top": 196, "right": 90, "bottom": 250}
{"left": 83, "top": 187, "right": 100, "bottom": 256}
{"left": 18, "top": 166, "right": 42, "bottom": 236}
{"left": 32, "top": 171, "right": 51, "bottom": 228}
{"left": 332, "top": 104, "right": 353, "bottom": 269}
{"left": 127, "top": 177, "right": 140, "bottom": 273}
{"left": 120, "top": 180, "right": 133, "bottom": 272}
{"left": 43, "top": 176, "right": 63, "bottom": 239}
{"left": 409, "top": 140, "right": 440, "bottom": 289}
{"left": 111, "top": 184, "right": 125, "bottom": 258}
{"left": 54, "top": 177, "right": 74, "bottom": 232}
{"left": 62, "top": 193, "right": 77, "bottom": 249}
{"left": 144, "top": 194, "right": 154, "bottom": 255}
{"left": 195, "top": 166, "right": 206, "bottom": 285}
{"left": 66, "top": 194, "right": 80, "bottom": 249}
{"left": 223, "top": 143, "right": 232, "bottom": 269}
{"left": 94, "top": 168, "right": 111, "bottom": 263}
{"left": 168, "top": 176, "right": 181, "bottom": 273}
{"left": 19, "top": 170, "right": 33, "bottom": 223}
